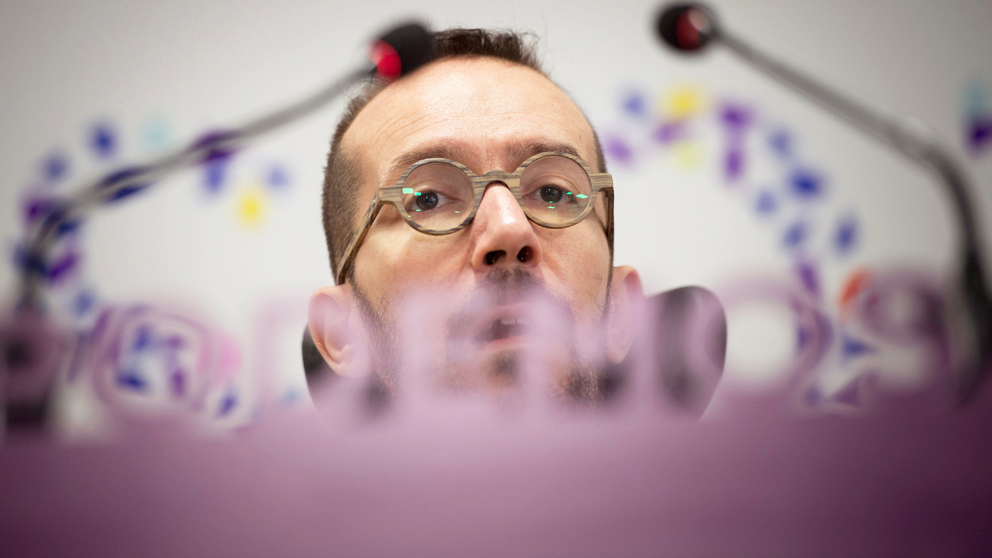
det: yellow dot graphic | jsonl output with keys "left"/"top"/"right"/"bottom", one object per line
{"left": 236, "top": 185, "right": 266, "bottom": 227}
{"left": 660, "top": 86, "right": 705, "bottom": 120}
{"left": 672, "top": 141, "right": 704, "bottom": 170}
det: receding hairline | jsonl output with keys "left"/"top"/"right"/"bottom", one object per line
{"left": 336, "top": 55, "right": 603, "bottom": 182}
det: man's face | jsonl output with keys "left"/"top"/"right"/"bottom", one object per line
{"left": 324, "top": 57, "right": 626, "bottom": 396}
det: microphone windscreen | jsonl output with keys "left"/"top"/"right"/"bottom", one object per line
{"left": 656, "top": 4, "right": 715, "bottom": 53}
{"left": 372, "top": 23, "right": 434, "bottom": 81}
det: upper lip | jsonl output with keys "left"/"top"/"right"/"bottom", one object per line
{"left": 470, "top": 304, "right": 531, "bottom": 344}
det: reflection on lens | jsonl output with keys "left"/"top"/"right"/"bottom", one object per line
{"left": 402, "top": 162, "right": 474, "bottom": 231}
{"left": 520, "top": 156, "right": 592, "bottom": 225}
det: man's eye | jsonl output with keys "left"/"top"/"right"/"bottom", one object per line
{"left": 540, "top": 185, "right": 565, "bottom": 204}
{"left": 407, "top": 189, "right": 454, "bottom": 213}
{"left": 416, "top": 191, "right": 439, "bottom": 210}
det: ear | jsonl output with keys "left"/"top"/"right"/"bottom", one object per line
{"left": 605, "top": 265, "right": 645, "bottom": 364}
{"left": 308, "top": 284, "right": 372, "bottom": 377}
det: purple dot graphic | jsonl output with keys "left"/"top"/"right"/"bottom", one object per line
{"left": 604, "top": 135, "right": 634, "bottom": 166}
{"left": 796, "top": 261, "right": 820, "bottom": 298}
{"left": 22, "top": 196, "right": 58, "bottom": 226}
{"left": 46, "top": 251, "right": 80, "bottom": 284}
{"left": 170, "top": 369, "right": 186, "bottom": 398}
{"left": 191, "top": 130, "right": 237, "bottom": 164}
{"left": 652, "top": 121, "right": 685, "bottom": 144}
{"left": 968, "top": 117, "right": 992, "bottom": 157}
{"left": 797, "top": 326, "right": 811, "bottom": 350}
{"left": 724, "top": 149, "right": 744, "bottom": 182}
{"left": 720, "top": 104, "right": 751, "bottom": 131}
{"left": 164, "top": 335, "right": 185, "bottom": 350}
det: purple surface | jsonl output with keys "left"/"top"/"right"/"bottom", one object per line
{"left": 2, "top": 387, "right": 991, "bottom": 557}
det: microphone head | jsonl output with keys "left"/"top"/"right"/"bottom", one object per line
{"left": 371, "top": 22, "right": 434, "bottom": 81}
{"left": 656, "top": 4, "right": 717, "bottom": 53}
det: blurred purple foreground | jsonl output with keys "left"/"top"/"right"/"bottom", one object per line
{"left": 2, "top": 383, "right": 991, "bottom": 557}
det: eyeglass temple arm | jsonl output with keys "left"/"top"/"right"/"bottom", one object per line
{"left": 590, "top": 173, "right": 615, "bottom": 253}
{"left": 602, "top": 187, "right": 615, "bottom": 252}
{"left": 335, "top": 197, "right": 384, "bottom": 285}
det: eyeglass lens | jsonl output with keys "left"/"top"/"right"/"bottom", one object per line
{"left": 400, "top": 155, "right": 594, "bottom": 232}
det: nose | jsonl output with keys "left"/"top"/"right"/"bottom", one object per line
{"left": 470, "top": 181, "right": 542, "bottom": 271}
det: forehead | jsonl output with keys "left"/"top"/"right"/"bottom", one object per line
{"left": 341, "top": 57, "right": 597, "bottom": 187}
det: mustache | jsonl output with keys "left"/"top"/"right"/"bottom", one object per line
{"left": 478, "top": 267, "right": 544, "bottom": 305}
{"left": 446, "top": 268, "right": 576, "bottom": 337}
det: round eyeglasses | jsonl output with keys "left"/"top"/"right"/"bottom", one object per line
{"left": 335, "top": 151, "right": 614, "bottom": 284}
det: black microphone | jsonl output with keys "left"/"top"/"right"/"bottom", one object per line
{"left": 654, "top": 3, "right": 992, "bottom": 402}
{"left": 655, "top": 4, "right": 716, "bottom": 52}
{"left": 372, "top": 23, "right": 434, "bottom": 80}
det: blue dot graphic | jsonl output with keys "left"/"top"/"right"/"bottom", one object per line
{"left": 117, "top": 371, "right": 148, "bottom": 392}
{"left": 219, "top": 391, "right": 238, "bottom": 416}
{"left": 204, "top": 161, "right": 227, "bottom": 194}
{"left": 90, "top": 122, "right": 117, "bottom": 159}
{"left": 73, "top": 290, "right": 96, "bottom": 316}
{"left": 266, "top": 164, "right": 289, "bottom": 189}
{"left": 841, "top": 334, "right": 874, "bottom": 359}
{"left": 132, "top": 326, "right": 154, "bottom": 352}
{"left": 768, "top": 130, "right": 791, "bottom": 157}
{"left": 754, "top": 191, "right": 777, "bottom": 215}
{"left": 834, "top": 215, "right": 859, "bottom": 255}
{"left": 783, "top": 221, "right": 807, "bottom": 248}
{"left": 789, "top": 168, "right": 823, "bottom": 199}
{"left": 622, "top": 92, "right": 646, "bottom": 118}
{"left": 42, "top": 151, "right": 69, "bottom": 182}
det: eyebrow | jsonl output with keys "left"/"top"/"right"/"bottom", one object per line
{"left": 385, "top": 140, "right": 583, "bottom": 183}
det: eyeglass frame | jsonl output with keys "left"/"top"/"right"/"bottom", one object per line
{"left": 334, "top": 151, "right": 615, "bottom": 285}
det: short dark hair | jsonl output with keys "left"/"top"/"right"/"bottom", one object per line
{"left": 321, "top": 28, "right": 608, "bottom": 283}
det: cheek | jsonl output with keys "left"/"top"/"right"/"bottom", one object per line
{"left": 354, "top": 223, "right": 470, "bottom": 296}
{"left": 537, "top": 223, "right": 612, "bottom": 314}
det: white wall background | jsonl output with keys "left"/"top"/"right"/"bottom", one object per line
{"left": 1, "top": 0, "right": 991, "bottom": 407}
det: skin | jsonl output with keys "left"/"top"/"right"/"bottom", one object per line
{"left": 309, "top": 56, "right": 643, "bottom": 394}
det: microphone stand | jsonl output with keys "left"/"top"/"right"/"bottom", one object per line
{"left": 658, "top": 4, "right": 992, "bottom": 402}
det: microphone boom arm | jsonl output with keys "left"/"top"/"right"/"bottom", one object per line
{"left": 16, "top": 64, "right": 375, "bottom": 310}
{"left": 717, "top": 31, "right": 982, "bottom": 253}
{"left": 657, "top": 4, "right": 992, "bottom": 401}
{"left": 714, "top": 29, "right": 992, "bottom": 401}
